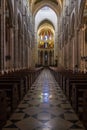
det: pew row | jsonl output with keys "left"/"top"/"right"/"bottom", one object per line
{"left": 49, "top": 67, "right": 87, "bottom": 129}
{"left": 0, "top": 67, "right": 43, "bottom": 128}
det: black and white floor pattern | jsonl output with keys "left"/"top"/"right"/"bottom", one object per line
{"left": 2, "top": 69, "right": 85, "bottom": 130}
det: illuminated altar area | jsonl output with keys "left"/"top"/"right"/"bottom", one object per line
{"left": 38, "top": 29, "right": 54, "bottom": 49}
{"left": 37, "top": 24, "right": 55, "bottom": 66}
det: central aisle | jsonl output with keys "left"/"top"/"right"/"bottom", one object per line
{"left": 3, "top": 69, "right": 85, "bottom": 130}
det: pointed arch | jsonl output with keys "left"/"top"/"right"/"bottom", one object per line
{"left": 33, "top": 2, "right": 60, "bottom": 16}
{"left": 7, "top": 0, "right": 14, "bottom": 26}
{"left": 38, "top": 19, "right": 55, "bottom": 30}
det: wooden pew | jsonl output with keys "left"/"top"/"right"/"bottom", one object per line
{"left": 0, "top": 77, "right": 24, "bottom": 100}
{"left": 83, "top": 90, "right": 87, "bottom": 129}
{"left": 0, "top": 90, "right": 7, "bottom": 128}
{"left": 12, "top": 72, "right": 29, "bottom": 92}
{"left": 49, "top": 67, "right": 87, "bottom": 129}
{"left": 0, "top": 83, "right": 19, "bottom": 114}
{"left": 0, "top": 67, "right": 43, "bottom": 128}
{"left": 66, "top": 79, "right": 87, "bottom": 101}
{"left": 71, "top": 83, "right": 87, "bottom": 117}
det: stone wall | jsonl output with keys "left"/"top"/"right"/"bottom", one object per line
{"left": 0, "top": 0, "right": 34, "bottom": 74}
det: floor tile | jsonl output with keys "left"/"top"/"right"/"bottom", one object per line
{"left": 2, "top": 69, "right": 86, "bottom": 130}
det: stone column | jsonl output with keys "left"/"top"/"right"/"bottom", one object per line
{"left": 83, "top": 29, "right": 86, "bottom": 72}
{"left": 9, "top": 27, "right": 14, "bottom": 70}
{"left": 43, "top": 50, "right": 45, "bottom": 66}
{"left": 48, "top": 51, "right": 49, "bottom": 66}
{"left": 75, "top": 0, "right": 79, "bottom": 66}
{"left": 14, "top": 0, "right": 18, "bottom": 70}
{"left": 38, "top": 50, "right": 39, "bottom": 65}
{"left": 27, "top": 46, "right": 29, "bottom": 68}
{"left": 19, "top": 36, "right": 21, "bottom": 68}
{"left": 72, "top": 38, "right": 75, "bottom": 70}
{"left": 21, "top": 0, "right": 25, "bottom": 69}
{"left": 22, "top": 20, "right": 24, "bottom": 68}
{"left": 1, "top": 0, "right": 6, "bottom": 73}
{"left": 52, "top": 50, "right": 54, "bottom": 66}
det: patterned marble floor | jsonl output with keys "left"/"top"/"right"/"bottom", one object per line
{"left": 2, "top": 69, "right": 86, "bottom": 130}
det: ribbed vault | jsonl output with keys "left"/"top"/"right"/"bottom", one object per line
{"left": 30, "top": 0, "right": 63, "bottom": 16}
{"left": 38, "top": 19, "right": 55, "bottom": 30}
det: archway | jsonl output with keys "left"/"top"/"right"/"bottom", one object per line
{"left": 35, "top": 6, "right": 58, "bottom": 67}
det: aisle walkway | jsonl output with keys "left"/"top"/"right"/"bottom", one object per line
{"left": 3, "top": 69, "right": 85, "bottom": 130}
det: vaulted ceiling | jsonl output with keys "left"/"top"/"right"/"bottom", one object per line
{"left": 38, "top": 20, "right": 55, "bottom": 30}
{"left": 30, "top": 0, "right": 63, "bottom": 16}
{"left": 34, "top": 0, "right": 58, "bottom": 5}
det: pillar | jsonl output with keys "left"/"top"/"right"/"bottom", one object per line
{"left": 1, "top": 0, "right": 6, "bottom": 73}
{"left": 14, "top": 0, "right": 18, "bottom": 70}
